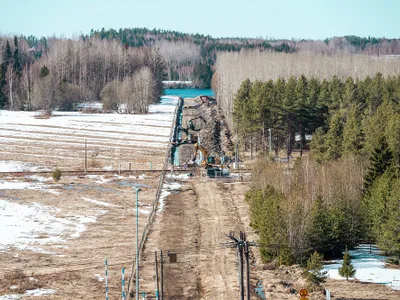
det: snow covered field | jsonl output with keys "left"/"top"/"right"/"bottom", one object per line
{"left": 324, "top": 244, "right": 400, "bottom": 290}
{"left": 0, "top": 99, "right": 177, "bottom": 298}
{"left": 0, "top": 101, "right": 176, "bottom": 172}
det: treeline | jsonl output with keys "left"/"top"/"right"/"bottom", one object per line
{"left": 0, "top": 37, "right": 165, "bottom": 114}
{"left": 240, "top": 74, "right": 400, "bottom": 264}
{"left": 84, "top": 28, "right": 295, "bottom": 86}
{"left": 233, "top": 73, "right": 400, "bottom": 158}
{"left": 247, "top": 157, "right": 364, "bottom": 263}
{"left": 215, "top": 51, "right": 400, "bottom": 129}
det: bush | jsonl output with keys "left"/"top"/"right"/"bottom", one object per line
{"left": 52, "top": 168, "right": 62, "bottom": 182}
{"left": 305, "top": 251, "right": 327, "bottom": 285}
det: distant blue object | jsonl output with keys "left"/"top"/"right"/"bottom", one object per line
{"left": 164, "top": 88, "right": 214, "bottom": 98}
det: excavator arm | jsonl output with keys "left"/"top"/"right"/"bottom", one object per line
{"left": 192, "top": 143, "right": 209, "bottom": 166}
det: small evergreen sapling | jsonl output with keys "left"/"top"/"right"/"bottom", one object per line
{"left": 52, "top": 168, "right": 62, "bottom": 182}
{"left": 338, "top": 248, "right": 356, "bottom": 280}
{"left": 305, "top": 251, "right": 327, "bottom": 285}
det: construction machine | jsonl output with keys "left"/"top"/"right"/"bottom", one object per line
{"left": 192, "top": 143, "right": 229, "bottom": 178}
{"left": 199, "top": 95, "right": 217, "bottom": 106}
{"left": 187, "top": 116, "right": 206, "bottom": 131}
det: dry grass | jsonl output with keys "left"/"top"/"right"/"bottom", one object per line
{"left": 0, "top": 269, "right": 43, "bottom": 295}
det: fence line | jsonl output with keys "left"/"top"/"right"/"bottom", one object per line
{"left": 127, "top": 101, "right": 180, "bottom": 298}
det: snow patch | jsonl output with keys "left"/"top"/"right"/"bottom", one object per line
{"left": 0, "top": 200, "right": 101, "bottom": 253}
{"left": 0, "top": 161, "right": 50, "bottom": 173}
{"left": 157, "top": 182, "right": 182, "bottom": 212}
{"left": 81, "top": 197, "right": 114, "bottom": 207}
{"left": 166, "top": 173, "right": 191, "bottom": 180}
{"left": 95, "top": 274, "right": 104, "bottom": 282}
{"left": 323, "top": 244, "right": 400, "bottom": 290}
{"left": 0, "top": 289, "right": 55, "bottom": 299}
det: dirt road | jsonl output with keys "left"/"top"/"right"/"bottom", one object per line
{"left": 140, "top": 178, "right": 250, "bottom": 299}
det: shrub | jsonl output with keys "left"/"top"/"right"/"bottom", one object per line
{"left": 52, "top": 168, "right": 62, "bottom": 182}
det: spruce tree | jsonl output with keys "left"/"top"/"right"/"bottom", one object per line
{"left": 324, "top": 111, "right": 344, "bottom": 160}
{"left": 364, "top": 135, "right": 393, "bottom": 191}
{"left": 338, "top": 248, "right": 356, "bottom": 280}
{"left": 306, "top": 251, "right": 327, "bottom": 284}
{"left": 343, "top": 104, "right": 364, "bottom": 156}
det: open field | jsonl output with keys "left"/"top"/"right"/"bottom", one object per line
{"left": 0, "top": 101, "right": 177, "bottom": 299}
{"left": 0, "top": 103, "right": 174, "bottom": 173}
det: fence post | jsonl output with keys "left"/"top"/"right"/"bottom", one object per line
{"left": 326, "top": 289, "right": 330, "bottom": 300}
{"left": 122, "top": 268, "right": 125, "bottom": 300}
{"left": 105, "top": 258, "right": 109, "bottom": 300}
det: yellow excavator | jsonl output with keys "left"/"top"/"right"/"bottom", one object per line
{"left": 192, "top": 143, "right": 229, "bottom": 177}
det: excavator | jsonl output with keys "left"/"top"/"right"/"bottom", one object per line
{"left": 187, "top": 116, "right": 206, "bottom": 131}
{"left": 192, "top": 142, "right": 229, "bottom": 178}
{"left": 199, "top": 95, "right": 217, "bottom": 106}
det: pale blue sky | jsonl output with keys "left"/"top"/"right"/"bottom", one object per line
{"left": 0, "top": 0, "right": 399, "bottom": 39}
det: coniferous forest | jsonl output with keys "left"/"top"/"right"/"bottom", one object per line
{"left": 231, "top": 73, "right": 400, "bottom": 264}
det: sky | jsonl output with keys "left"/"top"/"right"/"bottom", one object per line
{"left": 0, "top": 0, "right": 399, "bottom": 39}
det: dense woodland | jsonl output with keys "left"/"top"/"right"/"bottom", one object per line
{"left": 0, "top": 36, "right": 164, "bottom": 114}
{"left": 2, "top": 29, "right": 400, "bottom": 113}
{"left": 231, "top": 72, "right": 400, "bottom": 264}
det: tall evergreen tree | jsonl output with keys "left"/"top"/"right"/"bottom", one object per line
{"left": 363, "top": 135, "right": 393, "bottom": 191}
{"left": 283, "top": 76, "right": 297, "bottom": 158}
{"left": 324, "top": 111, "right": 344, "bottom": 160}
{"left": 343, "top": 104, "right": 364, "bottom": 156}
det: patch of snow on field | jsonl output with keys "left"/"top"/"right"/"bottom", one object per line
{"left": 0, "top": 200, "right": 101, "bottom": 253}
{"left": 323, "top": 244, "right": 400, "bottom": 290}
{"left": 95, "top": 274, "right": 104, "bottom": 282}
{"left": 166, "top": 173, "right": 191, "bottom": 180}
{"left": 0, "top": 289, "right": 56, "bottom": 299}
{"left": 157, "top": 182, "right": 182, "bottom": 212}
{"left": 81, "top": 197, "right": 114, "bottom": 207}
{"left": 24, "top": 289, "right": 56, "bottom": 296}
{"left": 25, "top": 175, "right": 51, "bottom": 182}
{"left": 0, "top": 179, "right": 59, "bottom": 195}
{"left": 0, "top": 161, "right": 50, "bottom": 172}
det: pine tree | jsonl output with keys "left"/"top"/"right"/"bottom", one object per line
{"left": 338, "top": 248, "right": 356, "bottom": 280}
{"left": 40, "top": 65, "right": 50, "bottom": 78}
{"left": 342, "top": 77, "right": 357, "bottom": 108}
{"left": 305, "top": 251, "right": 327, "bottom": 284}
{"left": 328, "top": 75, "right": 342, "bottom": 111}
{"left": 307, "top": 197, "right": 331, "bottom": 254}
{"left": 283, "top": 76, "right": 297, "bottom": 158}
{"left": 343, "top": 104, "right": 364, "bottom": 156}
{"left": 324, "top": 111, "right": 344, "bottom": 160}
{"left": 233, "top": 79, "right": 253, "bottom": 136}
{"left": 364, "top": 135, "right": 393, "bottom": 191}
{"left": 295, "top": 75, "right": 309, "bottom": 156}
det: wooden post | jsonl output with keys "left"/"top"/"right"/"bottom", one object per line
{"left": 245, "top": 241, "right": 250, "bottom": 300}
{"left": 84, "top": 138, "right": 87, "bottom": 172}
{"left": 129, "top": 162, "right": 132, "bottom": 171}
{"left": 160, "top": 250, "right": 164, "bottom": 300}
{"left": 239, "top": 232, "right": 244, "bottom": 300}
{"left": 155, "top": 251, "right": 159, "bottom": 300}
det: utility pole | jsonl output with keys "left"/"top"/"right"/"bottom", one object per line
{"left": 135, "top": 188, "right": 141, "bottom": 300}
{"left": 84, "top": 138, "right": 87, "bottom": 172}
{"left": 244, "top": 239, "right": 250, "bottom": 300}
{"left": 155, "top": 251, "right": 159, "bottom": 300}
{"left": 239, "top": 232, "right": 244, "bottom": 300}
{"left": 160, "top": 250, "right": 164, "bottom": 300}
{"left": 268, "top": 128, "right": 272, "bottom": 156}
{"left": 235, "top": 115, "right": 239, "bottom": 169}
{"left": 224, "top": 232, "right": 257, "bottom": 300}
